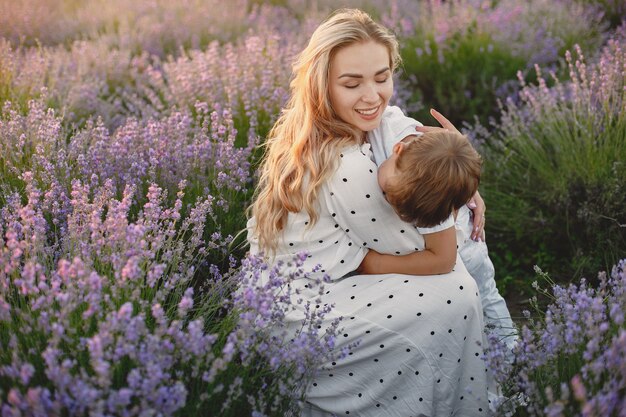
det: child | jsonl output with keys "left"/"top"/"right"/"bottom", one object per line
{"left": 368, "top": 106, "right": 518, "bottom": 353}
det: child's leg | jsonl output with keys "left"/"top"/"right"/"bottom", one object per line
{"left": 461, "top": 243, "right": 517, "bottom": 351}
{"left": 456, "top": 206, "right": 517, "bottom": 354}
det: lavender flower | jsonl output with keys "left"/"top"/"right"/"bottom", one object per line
{"left": 1, "top": 2, "right": 622, "bottom": 416}
{"left": 485, "top": 259, "right": 626, "bottom": 416}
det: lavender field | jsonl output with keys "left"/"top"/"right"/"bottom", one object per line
{"left": 0, "top": 0, "right": 625, "bottom": 416}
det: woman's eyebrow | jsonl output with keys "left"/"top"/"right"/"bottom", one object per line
{"left": 338, "top": 67, "right": 390, "bottom": 79}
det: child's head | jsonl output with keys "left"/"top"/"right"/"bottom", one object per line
{"left": 378, "top": 130, "right": 482, "bottom": 227}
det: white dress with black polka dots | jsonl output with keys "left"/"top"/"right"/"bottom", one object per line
{"left": 247, "top": 143, "right": 493, "bottom": 417}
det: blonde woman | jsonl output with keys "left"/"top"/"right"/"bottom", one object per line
{"left": 248, "top": 9, "right": 494, "bottom": 417}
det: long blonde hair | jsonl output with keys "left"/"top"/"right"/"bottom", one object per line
{"left": 249, "top": 8, "right": 401, "bottom": 253}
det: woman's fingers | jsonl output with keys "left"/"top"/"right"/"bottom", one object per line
{"left": 414, "top": 125, "right": 447, "bottom": 133}
{"left": 472, "top": 213, "right": 486, "bottom": 242}
{"left": 468, "top": 191, "right": 486, "bottom": 241}
{"left": 414, "top": 109, "right": 462, "bottom": 135}
{"left": 429, "top": 109, "right": 461, "bottom": 133}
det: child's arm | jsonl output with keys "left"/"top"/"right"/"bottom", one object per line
{"left": 357, "top": 226, "right": 457, "bottom": 275}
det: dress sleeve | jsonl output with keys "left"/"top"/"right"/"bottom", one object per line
{"left": 322, "top": 144, "right": 425, "bottom": 255}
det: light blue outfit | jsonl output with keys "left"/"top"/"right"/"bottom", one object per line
{"left": 368, "top": 106, "right": 518, "bottom": 353}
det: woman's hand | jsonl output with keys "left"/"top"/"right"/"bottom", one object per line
{"left": 414, "top": 108, "right": 462, "bottom": 135}
{"left": 416, "top": 108, "right": 486, "bottom": 242}
{"left": 467, "top": 191, "right": 486, "bottom": 242}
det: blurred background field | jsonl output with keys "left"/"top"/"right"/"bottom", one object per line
{"left": 0, "top": 0, "right": 624, "bottom": 416}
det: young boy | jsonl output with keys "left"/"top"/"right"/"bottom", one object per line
{"left": 368, "top": 106, "right": 517, "bottom": 353}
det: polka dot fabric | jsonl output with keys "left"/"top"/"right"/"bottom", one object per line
{"left": 303, "top": 268, "right": 491, "bottom": 417}
{"left": 248, "top": 144, "right": 493, "bottom": 416}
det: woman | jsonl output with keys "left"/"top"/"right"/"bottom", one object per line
{"left": 247, "top": 8, "right": 493, "bottom": 417}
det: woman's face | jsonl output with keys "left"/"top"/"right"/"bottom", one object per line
{"left": 328, "top": 40, "right": 393, "bottom": 133}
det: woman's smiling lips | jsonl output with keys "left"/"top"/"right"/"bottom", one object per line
{"left": 355, "top": 104, "right": 381, "bottom": 120}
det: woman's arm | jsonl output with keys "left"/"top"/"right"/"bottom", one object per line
{"left": 323, "top": 145, "right": 426, "bottom": 254}
{"left": 324, "top": 145, "right": 458, "bottom": 276}
{"left": 357, "top": 226, "right": 457, "bottom": 275}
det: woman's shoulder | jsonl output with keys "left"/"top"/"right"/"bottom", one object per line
{"left": 334, "top": 142, "right": 375, "bottom": 171}
{"left": 325, "top": 143, "right": 379, "bottom": 192}
{"left": 337, "top": 141, "right": 372, "bottom": 158}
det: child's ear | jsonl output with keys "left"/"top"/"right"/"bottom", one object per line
{"left": 392, "top": 141, "right": 405, "bottom": 155}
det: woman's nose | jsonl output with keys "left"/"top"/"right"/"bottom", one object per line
{"left": 361, "top": 83, "right": 379, "bottom": 102}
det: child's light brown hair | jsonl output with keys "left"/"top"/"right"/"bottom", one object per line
{"left": 385, "top": 130, "right": 482, "bottom": 227}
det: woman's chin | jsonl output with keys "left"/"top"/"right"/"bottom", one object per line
{"left": 357, "top": 117, "right": 383, "bottom": 132}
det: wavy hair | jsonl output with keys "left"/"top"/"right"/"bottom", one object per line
{"left": 249, "top": 8, "right": 401, "bottom": 254}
